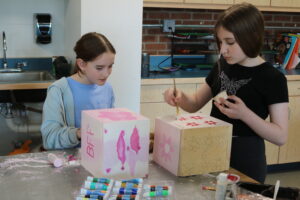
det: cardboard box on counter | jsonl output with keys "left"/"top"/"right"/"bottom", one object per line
{"left": 153, "top": 113, "right": 232, "bottom": 176}
{"left": 81, "top": 108, "right": 150, "bottom": 179}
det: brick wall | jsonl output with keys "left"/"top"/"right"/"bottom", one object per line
{"left": 142, "top": 8, "right": 300, "bottom": 55}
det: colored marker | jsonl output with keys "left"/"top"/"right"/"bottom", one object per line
{"left": 114, "top": 181, "right": 141, "bottom": 189}
{"left": 143, "top": 188, "right": 172, "bottom": 197}
{"left": 113, "top": 187, "right": 140, "bottom": 195}
{"left": 76, "top": 197, "right": 101, "bottom": 200}
{"left": 84, "top": 181, "right": 110, "bottom": 190}
{"left": 120, "top": 178, "right": 143, "bottom": 184}
{"left": 80, "top": 188, "right": 108, "bottom": 197}
{"left": 87, "top": 176, "right": 112, "bottom": 184}
{"left": 109, "top": 195, "right": 139, "bottom": 200}
{"left": 144, "top": 185, "right": 169, "bottom": 191}
{"left": 81, "top": 194, "right": 105, "bottom": 199}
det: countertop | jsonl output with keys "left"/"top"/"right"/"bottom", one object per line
{"left": 0, "top": 150, "right": 256, "bottom": 200}
{"left": 0, "top": 82, "right": 53, "bottom": 90}
{"left": 142, "top": 68, "right": 300, "bottom": 85}
{"left": 1, "top": 68, "right": 299, "bottom": 90}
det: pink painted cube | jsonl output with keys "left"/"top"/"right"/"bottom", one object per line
{"left": 153, "top": 113, "right": 232, "bottom": 176}
{"left": 81, "top": 108, "right": 150, "bottom": 179}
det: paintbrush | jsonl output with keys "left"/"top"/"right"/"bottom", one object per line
{"left": 173, "top": 78, "right": 179, "bottom": 118}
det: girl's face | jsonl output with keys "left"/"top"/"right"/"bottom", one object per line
{"left": 77, "top": 52, "right": 115, "bottom": 85}
{"left": 217, "top": 26, "right": 249, "bottom": 66}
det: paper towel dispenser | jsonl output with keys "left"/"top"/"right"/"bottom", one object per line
{"left": 35, "top": 13, "right": 52, "bottom": 44}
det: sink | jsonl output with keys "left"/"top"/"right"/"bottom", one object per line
{"left": 0, "top": 71, "right": 55, "bottom": 103}
{"left": 0, "top": 71, "right": 55, "bottom": 83}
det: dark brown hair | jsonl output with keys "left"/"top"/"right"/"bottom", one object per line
{"left": 73, "top": 32, "right": 116, "bottom": 74}
{"left": 214, "top": 3, "right": 264, "bottom": 58}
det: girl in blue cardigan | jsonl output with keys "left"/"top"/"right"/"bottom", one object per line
{"left": 41, "top": 32, "right": 116, "bottom": 149}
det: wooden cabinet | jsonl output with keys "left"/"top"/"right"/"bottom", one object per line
{"left": 271, "top": 0, "right": 300, "bottom": 7}
{"left": 143, "top": 0, "right": 300, "bottom": 12}
{"left": 185, "top": 0, "right": 233, "bottom": 4}
{"left": 277, "top": 80, "right": 300, "bottom": 163}
{"left": 265, "top": 141, "right": 280, "bottom": 164}
{"left": 140, "top": 79, "right": 198, "bottom": 132}
{"left": 235, "top": 0, "right": 270, "bottom": 6}
{"left": 265, "top": 80, "right": 300, "bottom": 165}
{"left": 141, "top": 77, "right": 300, "bottom": 165}
{"left": 144, "top": 0, "right": 183, "bottom": 2}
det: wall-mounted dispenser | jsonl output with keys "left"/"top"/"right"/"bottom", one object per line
{"left": 35, "top": 13, "right": 52, "bottom": 44}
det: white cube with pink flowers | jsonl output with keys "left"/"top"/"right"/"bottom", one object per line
{"left": 81, "top": 108, "right": 150, "bottom": 179}
{"left": 153, "top": 113, "right": 232, "bottom": 176}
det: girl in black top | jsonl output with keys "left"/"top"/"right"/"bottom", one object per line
{"left": 163, "top": 3, "right": 288, "bottom": 183}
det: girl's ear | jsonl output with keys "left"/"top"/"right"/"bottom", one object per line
{"left": 76, "top": 58, "right": 86, "bottom": 71}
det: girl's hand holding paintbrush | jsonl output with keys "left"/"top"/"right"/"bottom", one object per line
{"left": 163, "top": 87, "right": 183, "bottom": 108}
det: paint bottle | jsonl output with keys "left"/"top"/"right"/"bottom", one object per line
{"left": 47, "top": 153, "right": 64, "bottom": 168}
{"left": 113, "top": 187, "right": 140, "bottom": 195}
{"left": 81, "top": 194, "right": 105, "bottom": 199}
{"left": 144, "top": 185, "right": 169, "bottom": 191}
{"left": 215, "top": 173, "right": 228, "bottom": 200}
{"left": 80, "top": 188, "right": 107, "bottom": 197}
{"left": 109, "top": 194, "right": 138, "bottom": 200}
{"left": 84, "top": 181, "right": 109, "bottom": 190}
{"left": 86, "top": 176, "right": 112, "bottom": 184}
{"left": 143, "top": 187, "right": 172, "bottom": 198}
{"left": 76, "top": 196, "right": 102, "bottom": 200}
{"left": 114, "top": 181, "right": 141, "bottom": 189}
{"left": 121, "top": 178, "right": 143, "bottom": 184}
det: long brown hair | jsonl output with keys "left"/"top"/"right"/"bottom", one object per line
{"left": 73, "top": 32, "right": 116, "bottom": 74}
{"left": 215, "top": 3, "right": 264, "bottom": 58}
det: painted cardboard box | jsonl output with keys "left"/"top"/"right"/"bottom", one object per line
{"left": 153, "top": 113, "right": 232, "bottom": 176}
{"left": 81, "top": 108, "right": 150, "bottom": 179}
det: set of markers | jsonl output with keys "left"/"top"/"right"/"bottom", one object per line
{"left": 76, "top": 176, "right": 114, "bottom": 200}
{"left": 110, "top": 178, "right": 144, "bottom": 200}
{"left": 142, "top": 183, "right": 173, "bottom": 200}
{"left": 75, "top": 177, "right": 174, "bottom": 200}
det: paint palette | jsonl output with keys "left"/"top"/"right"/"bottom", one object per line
{"left": 81, "top": 108, "right": 150, "bottom": 179}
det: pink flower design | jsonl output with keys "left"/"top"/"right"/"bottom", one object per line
{"left": 130, "top": 126, "right": 141, "bottom": 154}
{"left": 98, "top": 110, "right": 137, "bottom": 121}
{"left": 191, "top": 116, "right": 203, "bottom": 120}
{"left": 205, "top": 120, "right": 217, "bottom": 125}
{"left": 117, "top": 130, "right": 126, "bottom": 170}
{"left": 178, "top": 117, "right": 187, "bottom": 121}
{"left": 186, "top": 122, "right": 200, "bottom": 126}
{"left": 159, "top": 134, "right": 174, "bottom": 162}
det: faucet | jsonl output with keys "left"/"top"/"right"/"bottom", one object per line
{"left": 2, "top": 31, "right": 8, "bottom": 69}
{"left": 0, "top": 31, "right": 22, "bottom": 72}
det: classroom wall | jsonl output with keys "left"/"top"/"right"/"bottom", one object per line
{"left": 0, "top": 0, "right": 66, "bottom": 58}
{"left": 143, "top": 8, "right": 300, "bottom": 55}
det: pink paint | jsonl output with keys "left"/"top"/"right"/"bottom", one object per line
{"left": 104, "top": 129, "right": 108, "bottom": 134}
{"left": 85, "top": 124, "right": 95, "bottom": 158}
{"left": 130, "top": 126, "right": 141, "bottom": 154}
{"left": 205, "top": 120, "right": 217, "bottom": 125}
{"left": 159, "top": 133, "right": 174, "bottom": 162}
{"left": 117, "top": 130, "right": 126, "bottom": 170}
{"left": 179, "top": 117, "right": 187, "bottom": 121}
{"left": 191, "top": 116, "right": 204, "bottom": 120}
{"left": 86, "top": 136, "right": 94, "bottom": 158}
{"left": 186, "top": 122, "right": 200, "bottom": 126}
{"left": 106, "top": 168, "right": 111, "bottom": 173}
{"left": 127, "top": 150, "right": 137, "bottom": 176}
{"left": 98, "top": 110, "right": 137, "bottom": 121}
